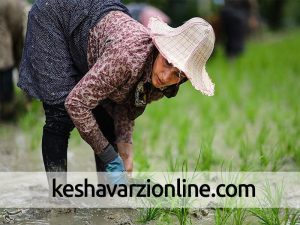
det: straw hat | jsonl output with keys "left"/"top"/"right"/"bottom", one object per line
{"left": 148, "top": 17, "right": 215, "bottom": 96}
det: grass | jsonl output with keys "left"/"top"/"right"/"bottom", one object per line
{"left": 138, "top": 207, "right": 161, "bottom": 223}
{"left": 133, "top": 29, "right": 300, "bottom": 224}
{"left": 214, "top": 208, "right": 233, "bottom": 225}
{"left": 134, "top": 29, "right": 300, "bottom": 173}
{"left": 13, "top": 30, "right": 300, "bottom": 173}
{"left": 6, "top": 29, "right": 300, "bottom": 224}
{"left": 231, "top": 208, "right": 248, "bottom": 225}
{"left": 17, "top": 100, "right": 44, "bottom": 151}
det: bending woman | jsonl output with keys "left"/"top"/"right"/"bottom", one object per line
{"left": 18, "top": 0, "right": 215, "bottom": 175}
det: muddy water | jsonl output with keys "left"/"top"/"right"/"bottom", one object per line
{"left": 0, "top": 123, "right": 99, "bottom": 172}
{"left": 0, "top": 123, "right": 41, "bottom": 171}
{"left": 0, "top": 123, "right": 137, "bottom": 224}
{"left": 0, "top": 123, "right": 214, "bottom": 224}
{"left": 0, "top": 208, "right": 140, "bottom": 225}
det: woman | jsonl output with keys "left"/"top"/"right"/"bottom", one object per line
{"left": 18, "top": 0, "right": 215, "bottom": 176}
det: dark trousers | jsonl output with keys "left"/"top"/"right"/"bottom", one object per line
{"left": 0, "top": 68, "right": 14, "bottom": 103}
{"left": 42, "top": 102, "right": 116, "bottom": 172}
{"left": 0, "top": 68, "right": 15, "bottom": 120}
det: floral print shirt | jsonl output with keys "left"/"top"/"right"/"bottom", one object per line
{"left": 65, "top": 11, "right": 164, "bottom": 154}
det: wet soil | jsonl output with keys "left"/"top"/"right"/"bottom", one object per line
{"left": 0, "top": 123, "right": 214, "bottom": 224}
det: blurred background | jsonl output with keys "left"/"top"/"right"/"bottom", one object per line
{"left": 1, "top": 0, "right": 299, "bottom": 172}
{"left": 0, "top": 0, "right": 300, "bottom": 224}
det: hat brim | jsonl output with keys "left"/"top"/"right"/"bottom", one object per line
{"left": 189, "top": 66, "right": 215, "bottom": 96}
{"left": 148, "top": 17, "right": 215, "bottom": 96}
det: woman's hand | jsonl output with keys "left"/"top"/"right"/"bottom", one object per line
{"left": 117, "top": 142, "right": 133, "bottom": 173}
{"left": 104, "top": 155, "right": 127, "bottom": 184}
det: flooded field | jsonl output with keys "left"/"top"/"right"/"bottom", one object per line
{"left": 0, "top": 124, "right": 132, "bottom": 224}
{"left": 1, "top": 30, "right": 300, "bottom": 224}
{"left": 0, "top": 124, "right": 215, "bottom": 224}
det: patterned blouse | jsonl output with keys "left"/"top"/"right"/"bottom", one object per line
{"left": 65, "top": 11, "right": 164, "bottom": 154}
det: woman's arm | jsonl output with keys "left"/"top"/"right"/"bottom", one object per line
{"left": 65, "top": 51, "right": 130, "bottom": 155}
{"left": 101, "top": 102, "right": 134, "bottom": 172}
{"left": 114, "top": 104, "right": 134, "bottom": 172}
{"left": 117, "top": 142, "right": 133, "bottom": 172}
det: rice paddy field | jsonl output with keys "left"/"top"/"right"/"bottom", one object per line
{"left": 1, "top": 29, "right": 300, "bottom": 224}
{"left": 134, "top": 29, "right": 300, "bottom": 173}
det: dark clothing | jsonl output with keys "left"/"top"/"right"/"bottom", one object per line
{"left": 0, "top": 68, "right": 15, "bottom": 120}
{"left": 224, "top": 0, "right": 252, "bottom": 16}
{"left": 18, "top": 0, "right": 129, "bottom": 104}
{"left": 42, "top": 102, "right": 117, "bottom": 172}
{"left": 221, "top": 6, "right": 248, "bottom": 57}
{"left": 19, "top": 2, "right": 165, "bottom": 172}
{"left": 0, "top": 68, "right": 14, "bottom": 103}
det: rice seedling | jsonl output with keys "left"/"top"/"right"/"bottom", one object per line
{"left": 231, "top": 208, "right": 248, "bottom": 225}
{"left": 239, "top": 139, "right": 251, "bottom": 171}
{"left": 156, "top": 210, "right": 173, "bottom": 225}
{"left": 18, "top": 100, "right": 43, "bottom": 151}
{"left": 286, "top": 209, "right": 300, "bottom": 225}
{"left": 169, "top": 162, "right": 191, "bottom": 225}
{"left": 214, "top": 208, "right": 233, "bottom": 225}
{"left": 256, "top": 123, "right": 270, "bottom": 169}
{"left": 198, "top": 139, "right": 213, "bottom": 171}
{"left": 137, "top": 207, "right": 162, "bottom": 224}
{"left": 167, "top": 159, "right": 203, "bottom": 225}
{"left": 177, "top": 118, "right": 190, "bottom": 156}
{"left": 171, "top": 207, "right": 191, "bottom": 225}
{"left": 250, "top": 180, "right": 285, "bottom": 224}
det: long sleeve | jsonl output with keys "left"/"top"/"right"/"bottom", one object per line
{"left": 66, "top": 10, "right": 155, "bottom": 154}
{"left": 114, "top": 104, "right": 134, "bottom": 144}
{"left": 65, "top": 47, "right": 131, "bottom": 154}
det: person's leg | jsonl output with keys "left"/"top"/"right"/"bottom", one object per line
{"left": 42, "top": 103, "right": 75, "bottom": 173}
{"left": 221, "top": 7, "right": 247, "bottom": 58}
{"left": 0, "top": 68, "right": 15, "bottom": 120}
{"left": 0, "top": 68, "right": 14, "bottom": 102}
{"left": 92, "top": 105, "right": 117, "bottom": 172}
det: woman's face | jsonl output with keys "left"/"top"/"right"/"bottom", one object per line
{"left": 151, "top": 53, "right": 186, "bottom": 89}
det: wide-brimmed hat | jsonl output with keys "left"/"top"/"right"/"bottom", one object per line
{"left": 148, "top": 17, "right": 215, "bottom": 96}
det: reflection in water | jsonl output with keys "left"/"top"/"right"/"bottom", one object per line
{"left": 0, "top": 208, "right": 135, "bottom": 225}
{"left": 0, "top": 124, "right": 136, "bottom": 224}
{"left": 0, "top": 124, "right": 42, "bottom": 171}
